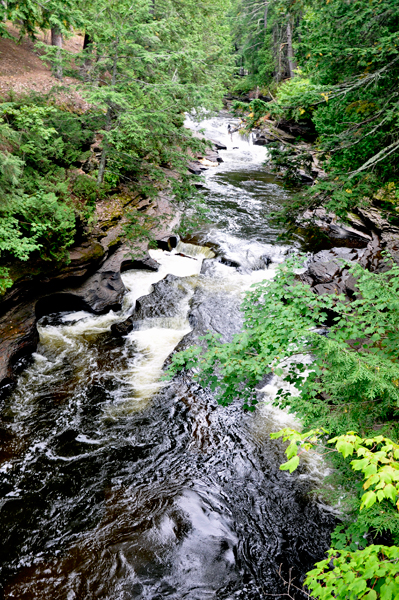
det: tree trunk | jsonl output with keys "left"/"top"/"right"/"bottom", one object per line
{"left": 97, "top": 40, "right": 119, "bottom": 185}
{"left": 264, "top": 1, "right": 269, "bottom": 30}
{"left": 273, "top": 23, "right": 282, "bottom": 82}
{"left": 81, "top": 32, "right": 93, "bottom": 80}
{"left": 97, "top": 117, "right": 109, "bottom": 186}
{"left": 286, "top": 20, "right": 297, "bottom": 78}
{"left": 51, "top": 26, "right": 63, "bottom": 80}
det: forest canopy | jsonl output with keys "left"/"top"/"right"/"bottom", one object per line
{"left": 0, "top": 0, "right": 233, "bottom": 291}
{"left": 231, "top": 0, "right": 399, "bottom": 220}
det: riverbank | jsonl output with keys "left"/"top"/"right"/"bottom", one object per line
{"left": 0, "top": 132, "right": 222, "bottom": 395}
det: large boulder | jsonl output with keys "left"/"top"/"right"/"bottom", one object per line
{"left": 307, "top": 260, "right": 341, "bottom": 284}
{"left": 299, "top": 238, "right": 382, "bottom": 300}
{"left": 133, "top": 274, "right": 191, "bottom": 322}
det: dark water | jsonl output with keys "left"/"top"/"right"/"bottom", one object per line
{"left": 0, "top": 117, "right": 336, "bottom": 599}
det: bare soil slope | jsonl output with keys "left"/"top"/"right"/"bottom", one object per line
{"left": 0, "top": 24, "right": 84, "bottom": 97}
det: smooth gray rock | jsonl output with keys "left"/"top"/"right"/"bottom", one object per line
{"left": 133, "top": 274, "right": 191, "bottom": 321}
{"left": 308, "top": 261, "right": 341, "bottom": 284}
{"left": 111, "top": 317, "right": 135, "bottom": 337}
{"left": 121, "top": 255, "right": 160, "bottom": 272}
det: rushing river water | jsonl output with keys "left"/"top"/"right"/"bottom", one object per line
{"left": 0, "top": 116, "right": 336, "bottom": 599}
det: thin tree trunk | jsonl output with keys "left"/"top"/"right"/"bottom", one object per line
{"left": 81, "top": 32, "right": 93, "bottom": 80}
{"left": 97, "top": 40, "right": 119, "bottom": 186}
{"left": 51, "top": 26, "right": 63, "bottom": 80}
{"left": 83, "top": 32, "right": 92, "bottom": 50}
{"left": 277, "top": 31, "right": 283, "bottom": 82}
{"left": 286, "top": 19, "right": 297, "bottom": 78}
{"left": 97, "top": 113, "right": 110, "bottom": 186}
{"left": 273, "top": 23, "right": 282, "bottom": 82}
{"left": 264, "top": 1, "right": 269, "bottom": 30}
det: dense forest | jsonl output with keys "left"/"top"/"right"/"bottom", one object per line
{"left": 1, "top": 0, "right": 399, "bottom": 597}
{"left": 0, "top": 0, "right": 232, "bottom": 291}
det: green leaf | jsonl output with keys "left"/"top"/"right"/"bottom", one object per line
{"left": 336, "top": 440, "right": 355, "bottom": 459}
{"left": 360, "top": 491, "right": 377, "bottom": 510}
{"left": 280, "top": 456, "right": 300, "bottom": 473}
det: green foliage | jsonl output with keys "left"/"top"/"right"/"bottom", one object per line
{"left": 272, "top": 429, "right": 399, "bottom": 512}
{"left": 72, "top": 175, "right": 99, "bottom": 204}
{"left": 0, "top": 99, "right": 104, "bottom": 288}
{"left": 230, "top": 0, "right": 300, "bottom": 87}
{"left": 229, "top": 0, "right": 399, "bottom": 219}
{"left": 123, "top": 209, "right": 159, "bottom": 259}
{"left": 0, "top": 0, "right": 233, "bottom": 291}
{"left": 305, "top": 545, "right": 399, "bottom": 600}
{"left": 68, "top": 0, "right": 233, "bottom": 188}
{"left": 167, "top": 255, "right": 399, "bottom": 426}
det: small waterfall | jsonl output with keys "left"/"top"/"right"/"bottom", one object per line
{"left": 175, "top": 240, "right": 216, "bottom": 260}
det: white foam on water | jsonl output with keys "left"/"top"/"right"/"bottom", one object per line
{"left": 104, "top": 325, "right": 191, "bottom": 416}
{"left": 254, "top": 354, "right": 331, "bottom": 483}
{"left": 175, "top": 240, "right": 215, "bottom": 260}
{"left": 185, "top": 114, "right": 268, "bottom": 166}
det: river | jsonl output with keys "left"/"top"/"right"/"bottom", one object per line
{"left": 0, "top": 115, "right": 336, "bottom": 599}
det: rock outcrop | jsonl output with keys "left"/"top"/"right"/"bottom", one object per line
{"left": 133, "top": 274, "right": 191, "bottom": 322}
{"left": 0, "top": 198, "right": 178, "bottom": 396}
{"left": 298, "top": 233, "right": 382, "bottom": 300}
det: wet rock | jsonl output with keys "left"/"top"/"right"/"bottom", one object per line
{"left": 313, "top": 281, "right": 344, "bottom": 296}
{"left": 220, "top": 257, "right": 241, "bottom": 268}
{"left": 133, "top": 274, "right": 191, "bottom": 321}
{"left": 121, "top": 255, "right": 160, "bottom": 272}
{"left": 345, "top": 274, "right": 357, "bottom": 297}
{"left": 210, "top": 139, "right": 227, "bottom": 150}
{"left": 277, "top": 119, "right": 316, "bottom": 141}
{"left": 308, "top": 261, "right": 341, "bottom": 284}
{"left": 188, "top": 161, "right": 206, "bottom": 175}
{"left": 301, "top": 207, "right": 371, "bottom": 244}
{"left": 0, "top": 303, "right": 38, "bottom": 399}
{"left": 157, "top": 235, "right": 179, "bottom": 251}
{"left": 300, "top": 245, "right": 371, "bottom": 301}
{"left": 257, "top": 122, "right": 296, "bottom": 144}
{"left": 298, "top": 169, "right": 314, "bottom": 184}
{"left": 0, "top": 245, "right": 130, "bottom": 392}
{"left": 200, "top": 259, "right": 214, "bottom": 275}
{"left": 173, "top": 288, "right": 243, "bottom": 354}
{"left": 261, "top": 255, "right": 272, "bottom": 268}
{"left": 35, "top": 294, "right": 93, "bottom": 318}
{"left": 356, "top": 206, "right": 389, "bottom": 232}
{"left": 297, "top": 231, "right": 387, "bottom": 304}
{"left": 253, "top": 135, "right": 269, "bottom": 146}
{"left": 354, "top": 207, "right": 399, "bottom": 265}
{"left": 298, "top": 273, "right": 314, "bottom": 287}
{"left": 0, "top": 180, "right": 181, "bottom": 393}
{"left": 111, "top": 317, "right": 134, "bottom": 337}
{"left": 60, "top": 249, "right": 127, "bottom": 314}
